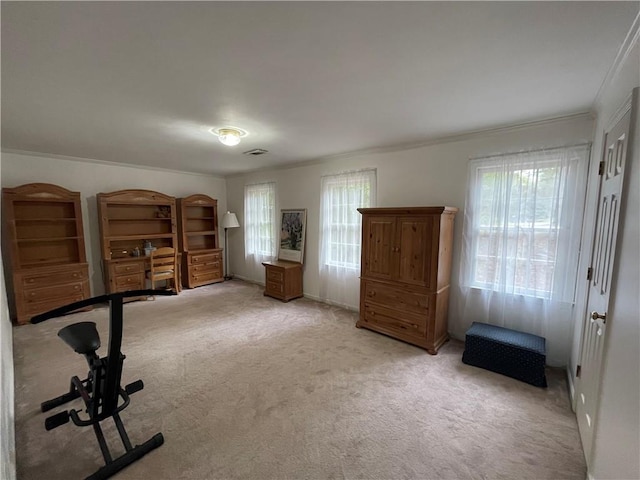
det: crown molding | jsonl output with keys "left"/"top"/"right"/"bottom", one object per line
{"left": 226, "top": 111, "right": 593, "bottom": 179}
{"left": 594, "top": 11, "right": 640, "bottom": 108}
{"left": 0, "top": 148, "right": 224, "bottom": 179}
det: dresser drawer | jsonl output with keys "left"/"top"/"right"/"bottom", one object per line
{"left": 21, "top": 265, "right": 88, "bottom": 288}
{"left": 191, "top": 261, "right": 221, "bottom": 273}
{"left": 23, "top": 282, "right": 86, "bottom": 304}
{"left": 190, "top": 252, "right": 221, "bottom": 265}
{"left": 24, "top": 294, "right": 87, "bottom": 316}
{"left": 114, "top": 261, "right": 143, "bottom": 275}
{"left": 362, "top": 302, "right": 427, "bottom": 337}
{"left": 190, "top": 271, "right": 222, "bottom": 285}
{"left": 363, "top": 281, "right": 429, "bottom": 316}
{"left": 115, "top": 273, "right": 144, "bottom": 290}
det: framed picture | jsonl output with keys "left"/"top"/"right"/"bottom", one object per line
{"left": 278, "top": 209, "right": 307, "bottom": 264}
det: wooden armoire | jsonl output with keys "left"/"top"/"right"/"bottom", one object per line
{"left": 357, "top": 206, "right": 458, "bottom": 354}
{"left": 1, "top": 183, "right": 91, "bottom": 325}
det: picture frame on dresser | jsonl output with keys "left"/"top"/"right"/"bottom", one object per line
{"left": 277, "top": 208, "right": 306, "bottom": 264}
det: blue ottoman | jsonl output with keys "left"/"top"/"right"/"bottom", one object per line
{"left": 462, "top": 322, "right": 547, "bottom": 387}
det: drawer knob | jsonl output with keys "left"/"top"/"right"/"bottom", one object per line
{"left": 369, "top": 291, "right": 376, "bottom": 297}
{"left": 28, "top": 279, "right": 34, "bottom": 283}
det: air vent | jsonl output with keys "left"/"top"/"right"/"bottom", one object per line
{"left": 243, "top": 148, "right": 268, "bottom": 156}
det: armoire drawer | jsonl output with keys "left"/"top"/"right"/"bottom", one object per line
{"left": 363, "top": 281, "right": 429, "bottom": 316}
{"left": 362, "top": 302, "right": 427, "bottom": 337}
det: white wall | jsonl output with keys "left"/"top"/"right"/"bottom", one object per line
{"left": 226, "top": 114, "right": 594, "bottom": 343}
{"left": 0, "top": 155, "right": 17, "bottom": 480}
{"left": 583, "top": 26, "right": 639, "bottom": 480}
{"left": 1, "top": 152, "right": 227, "bottom": 296}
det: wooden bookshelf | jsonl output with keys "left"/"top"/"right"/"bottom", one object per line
{"left": 97, "top": 189, "right": 178, "bottom": 294}
{"left": 177, "top": 194, "right": 223, "bottom": 288}
{"left": 1, "top": 183, "right": 91, "bottom": 325}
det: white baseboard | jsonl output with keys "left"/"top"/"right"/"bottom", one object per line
{"left": 232, "top": 276, "right": 359, "bottom": 312}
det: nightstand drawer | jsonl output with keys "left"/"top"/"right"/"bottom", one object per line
{"left": 266, "top": 280, "right": 284, "bottom": 294}
{"left": 266, "top": 269, "right": 284, "bottom": 283}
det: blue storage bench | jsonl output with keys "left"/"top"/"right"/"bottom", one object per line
{"left": 462, "top": 322, "right": 547, "bottom": 388}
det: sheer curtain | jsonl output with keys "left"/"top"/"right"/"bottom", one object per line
{"left": 319, "top": 169, "right": 376, "bottom": 309}
{"left": 458, "top": 144, "right": 589, "bottom": 366}
{"left": 244, "top": 182, "right": 277, "bottom": 281}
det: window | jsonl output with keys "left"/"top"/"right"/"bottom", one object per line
{"left": 244, "top": 182, "right": 276, "bottom": 257}
{"left": 319, "top": 169, "right": 376, "bottom": 270}
{"left": 462, "top": 145, "right": 589, "bottom": 300}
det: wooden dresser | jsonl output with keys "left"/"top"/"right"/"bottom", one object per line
{"left": 1, "top": 183, "right": 91, "bottom": 325}
{"left": 262, "top": 260, "right": 303, "bottom": 302}
{"left": 356, "top": 206, "right": 458, "bottom": 354}
{"left": 177, "top": 194, "right": 223, "bottom": 288}
{"left": 97, "top": 189, "right": 178, "bottom": 294}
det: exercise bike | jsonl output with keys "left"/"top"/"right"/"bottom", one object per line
{"left": 31, "top": 289, "right": 176, "bottom": 480}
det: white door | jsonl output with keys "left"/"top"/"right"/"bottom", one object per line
{"left": 576, "top": 101, "right": 633, "bottom": 463}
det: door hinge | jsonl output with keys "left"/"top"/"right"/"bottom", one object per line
{"left": 598, "top": 161, "right": 605, "bottom": 175}
{"left": 587, "top": 267, "right": 593, "bottom": 281}
{"left": 576, "top": 365, "right": 581, "bottom": 378}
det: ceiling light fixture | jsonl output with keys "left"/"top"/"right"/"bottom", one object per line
{"left": 210, "top": 127, "right": 248, "bottom": 147}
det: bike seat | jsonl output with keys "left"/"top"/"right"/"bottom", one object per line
{"left": 57, "top": 322, "right": 101, "bottom": 354}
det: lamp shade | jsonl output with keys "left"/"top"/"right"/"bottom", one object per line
{"left": 221, "top": 211, "right": 240, "bottom": 229}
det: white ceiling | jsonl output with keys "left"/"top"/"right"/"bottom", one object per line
{"left": 2, "top": 2, "right": 638, "bottom": 177}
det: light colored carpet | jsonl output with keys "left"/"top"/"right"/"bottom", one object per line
{"left": 13, "top": 280, "right": 586, "bottom": 479}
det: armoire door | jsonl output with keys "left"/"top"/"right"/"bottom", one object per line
{"left": 396, "top": 216, "right": 435, "bottom": 287}
{"left": 361, "top": 215, "right": 396, "bottom": 280}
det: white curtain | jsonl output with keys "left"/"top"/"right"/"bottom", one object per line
{"left": 244, "top": 182, "right": 277, "bottom": 281}
{"left": 458, "top": 145, "right": 589, "bottom": 366}
{"left": 319, "top": 169, "right": 376, "bottom": 309}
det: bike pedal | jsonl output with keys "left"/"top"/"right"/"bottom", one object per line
{"left": 45, "top": 411, "right": 70, "bottom": 431}
{"left": 125, "top": 379, "right": 144, "bottom": 395}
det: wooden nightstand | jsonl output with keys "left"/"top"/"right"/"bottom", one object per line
{"left": 262, "top": 260, "right": 303, "bottom": 302}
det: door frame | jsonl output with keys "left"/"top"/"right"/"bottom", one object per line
{"left": 570, "top": 91, "right": 636, "bottom": 413}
